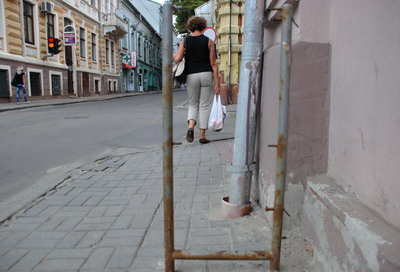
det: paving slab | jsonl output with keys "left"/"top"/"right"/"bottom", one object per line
{"left": 0, "top": 97, "right": 313, "bottom": 271}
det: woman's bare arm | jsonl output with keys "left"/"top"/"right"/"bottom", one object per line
{"left": 209, "top": 39, "right": 221, "bottom": 94}
{"left": 174, "top": 40, "right": 185, "bottom": 63}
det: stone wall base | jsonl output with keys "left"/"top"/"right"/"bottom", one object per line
{"left": 302, "top": 174, "right": 400, "bottom": 272}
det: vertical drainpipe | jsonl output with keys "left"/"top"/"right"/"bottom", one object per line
{"left": 270, "top": 4, "right": 292, "bottom": 271}
{"left": 227, "top": 0, "right": 232, "bottom": 104}
{"left": 224, "top": 0, "right": 265, "bottom": 214}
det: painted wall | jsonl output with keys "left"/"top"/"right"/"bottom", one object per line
{"left": 259, "top": 0, "right": 400, "bottom": 228}
{"left": 258, "top": 0, "right": 400, "bottom": 270}
{"left": 328, "top": 0, "right": 400, "bottom": 227}
{"left": 258, "top": 41, "right": 330, "bottom": 228}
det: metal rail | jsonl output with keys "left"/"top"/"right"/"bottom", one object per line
{"left": 162, "top": 3, "right": 293, "bottom": 272}
{"left": 270, "top": 4, "right": 293, "bottom": 271}
{"left": 161, "top": 2, "right": 175, "bottom": 271}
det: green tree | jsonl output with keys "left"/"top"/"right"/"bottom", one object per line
{"left": 172, "top": 0, "right": 208, "bottom": 33}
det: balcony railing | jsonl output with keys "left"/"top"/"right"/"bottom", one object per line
{"left": 102, "top": 13, "right": 127, "bottom": 39}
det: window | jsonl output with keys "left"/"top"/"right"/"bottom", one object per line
{"left": 148, "top": 43, "right": 150, "bottom": 63}
{"left": 91, "top": 33, "right": 96, "bottom": 61}
{"left": 106, "top": 39, "right": 109, "bottom": 64}
{"left": 105, "top": 0, "right": 111, "bottom": 13}
{"left": 64, "top": 18, "right": 72, "bottom": 28}
{"left": 94, "top": 79, "right": 100, "bottom": 94}
{"left": 131, "top": 32, "right": 135, "bottom": 50}
{"left": 80, "top": 27, "right": 85, "bottom": 58}
{"left": 122, "top": 36, "right": 127, "bottom": 49}
{"left": 142, "top": 38, "right": 145, "bottom": 58}
{"left": 47, "top": 14, "right": 55, "bottom": 39}
{"left": 91, "top": 0, "right": 97, "bottom": 8}
{"left": 111, "top": 41, "right": 114, "bottom": 66}
{"left": 143, "top": 39, "right": 146, "bottom": 60}
{"left": 29, "top": 71, "right": 42, "bottom": 96}
{"left": 23, "top": 1, "right": 34, "bottom": 44}
{"left": 0, "top": 70, "right": 11, "bottom": 98}
{"left": 51, "top": 74, "right": 61, "bottom": 95}
{"left": 138, "top": 36, "right": 141, "bottom": 57}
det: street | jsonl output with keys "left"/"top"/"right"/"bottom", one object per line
{"left": 0, "top": 91, "right": 188, "bottom": 218}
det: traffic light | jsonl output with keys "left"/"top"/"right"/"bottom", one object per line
{"left": 48, "top": 37, "right": 55, "bottom": 54}
{"left": 53, "top": 38, "right": 62, "bottom": 55}
{"left": 48, "top": 37, "right": 63, "bottom": 55}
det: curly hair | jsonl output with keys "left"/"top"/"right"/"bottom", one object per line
{"left": 186, "top": 16, "right": 207, "bottom": 32}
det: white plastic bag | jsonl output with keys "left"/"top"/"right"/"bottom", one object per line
{"left": 208, "top": 95, "right": 225, "bottom": 131}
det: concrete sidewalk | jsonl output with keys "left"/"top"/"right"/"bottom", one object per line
{"left": 0, "top": 91, "right": 312, "bottom": 271}
{"left": 0, "top": 144, "right": 312, "bottom": 271}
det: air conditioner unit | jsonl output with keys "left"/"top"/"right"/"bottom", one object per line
{"left": 41, "top": 1, "right": 54, "bottom": 13}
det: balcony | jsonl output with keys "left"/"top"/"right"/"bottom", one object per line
{"left": 102, "top": 13, "right": 127, "bottom": 39}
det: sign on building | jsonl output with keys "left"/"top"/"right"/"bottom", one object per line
{"left": 131, "top": 50, "right": 137, "bottom": 68}
{"left": 63, "top": 25, "right": 76, "bottom": 46}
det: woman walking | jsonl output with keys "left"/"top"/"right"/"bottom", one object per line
{"left": 174, "top": 16, "right": 221, "bottom": 144}
{"left": 14, "top": 66, "right": 29, "bottom": 104}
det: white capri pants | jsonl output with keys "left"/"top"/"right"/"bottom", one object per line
{"left": 186, "top": 71, "right": 214, "bottom": 129}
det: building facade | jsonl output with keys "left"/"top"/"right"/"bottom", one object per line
{"left": 214, "top": 0, "right": 244, "bottom": 104}
{"left": 0, "top": 0, "right": 125, "bottom": 103}
{"left": 119, "top": 0, "right": 162, "bottom": 93}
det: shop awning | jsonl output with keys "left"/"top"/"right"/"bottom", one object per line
{"left": 122, "top": 63, "right": 135, "bottom": 69}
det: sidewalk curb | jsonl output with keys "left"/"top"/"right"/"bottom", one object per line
{"left": 0, "top": 90, "right": 180, "bottom": 113}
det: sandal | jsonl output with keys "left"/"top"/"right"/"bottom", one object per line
{"left": 186, "top": 128, "right": 194, "bottom": 143}
{"left": 199, "top": 138, "right": 210, "bottom": 144}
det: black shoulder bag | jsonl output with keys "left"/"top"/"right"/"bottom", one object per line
{"left": 11, "top": 73, "right": 17, "bottom": 87}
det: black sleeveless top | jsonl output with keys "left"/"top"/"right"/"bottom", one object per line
{"left": 15, "top": 72, "right": 25, "bottom": 85}
{"left": 185, "top": 35, "right": 213, "bottom": 75}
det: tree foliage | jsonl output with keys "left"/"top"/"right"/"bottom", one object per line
{"left": 172, "top": 0, "right": 208, "bottom": 34}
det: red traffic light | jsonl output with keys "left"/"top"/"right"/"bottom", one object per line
{"left": 47, "top": 37, "right": 62, "bottom": 55}
{"left": 48, "top": 37, "right": 55, "bottom": 53}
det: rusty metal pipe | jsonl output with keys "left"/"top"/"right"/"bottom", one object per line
{"left": 162, "top": 2, "right": 174, "bottom": 272}
{"left": 270, "top": 4, "right": 293, "bottom": 272}
{"left": 173, "top": 250, "right": 273, "bottom": 261}
{"left": 229, "top": 0, "right": 265, "bottom": 207}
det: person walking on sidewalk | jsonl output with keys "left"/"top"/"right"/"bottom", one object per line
{"left": 13, "top": 66, "right": 29, "bottom": 105}
{"left": 174, "top": 16, "right": 221, "bottom": 144}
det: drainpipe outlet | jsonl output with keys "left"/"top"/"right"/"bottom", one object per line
{"left": 221, "top": 196, "right": 252, "bottom": 218}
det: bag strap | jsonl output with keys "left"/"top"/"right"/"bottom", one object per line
{"left": 183, "top": 37, "right": 186, "bottom": 57}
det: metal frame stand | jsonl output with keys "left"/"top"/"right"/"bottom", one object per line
{"left": 162, "top": 3, "right": 293, "bottom": 271}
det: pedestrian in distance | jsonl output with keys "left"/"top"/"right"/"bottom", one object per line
{"left": 12, "top": 66, "right": 29, "bottom": 105}
{"left": 174, "top": 16, "right": 221, "bottom": 144}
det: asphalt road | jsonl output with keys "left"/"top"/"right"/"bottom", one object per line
{"left": 0, "top": 91, "right": 188, "bottom": 212}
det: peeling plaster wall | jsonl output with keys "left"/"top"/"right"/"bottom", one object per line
{"left": 327, "top": 0, "right": 400, "bottom": 228}
{"left": 302, "top": 176, "right": 400, "bottom": 271}
{"left": 257, "top": 41, "right": 330, "bottom": 229}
